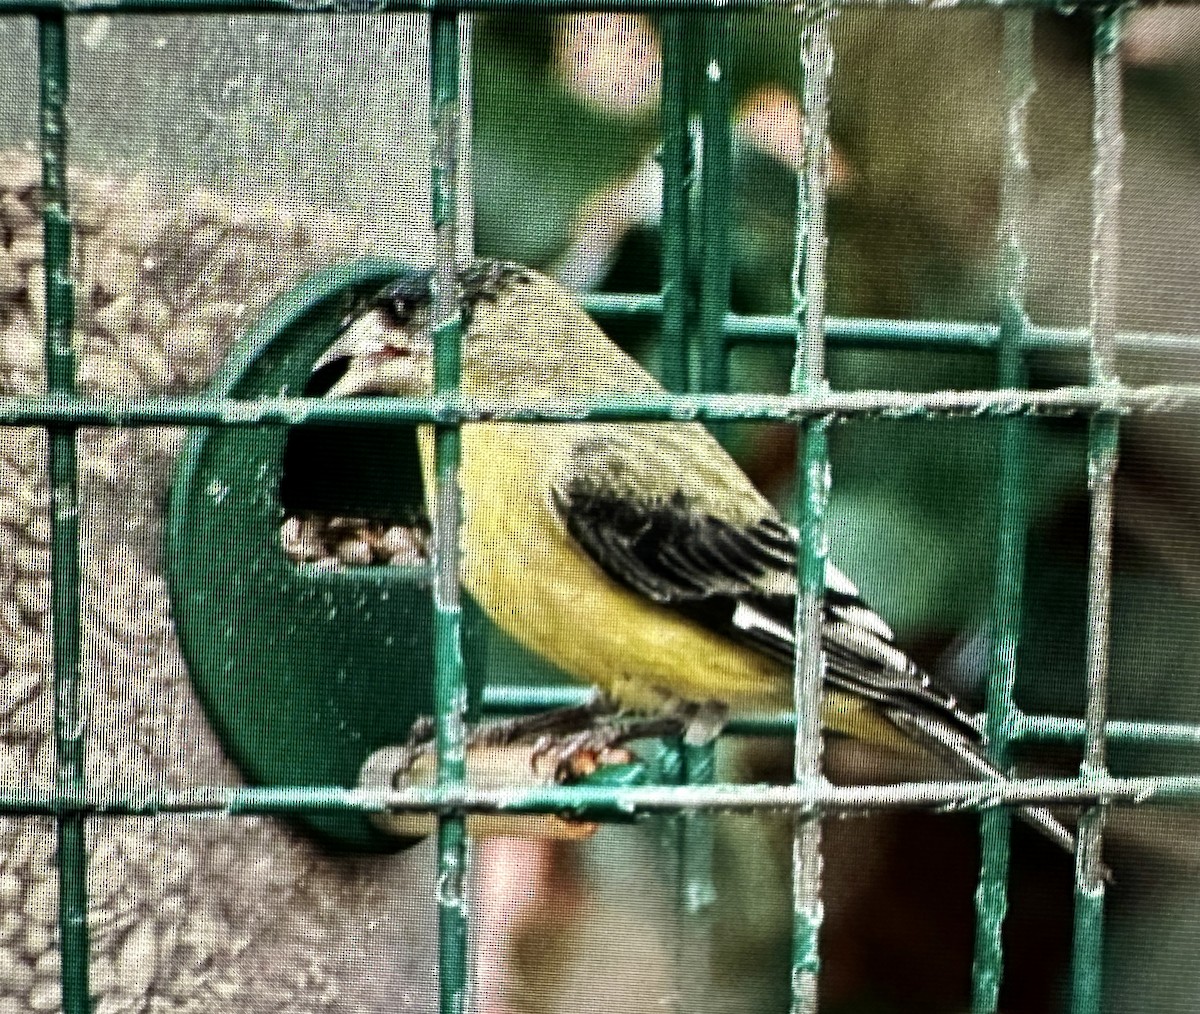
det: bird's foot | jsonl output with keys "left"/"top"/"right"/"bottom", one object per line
{"left": 527, "top": 713, "right": 690, "bottom": 781}
{"left": 385, "top": 693, "right": 635, "bottom": 786}
{"left": 394, "top": 691, "right": 724, "bottom": 784}
{"left": 529, "top": 727, "right": 635, "bottom": 782}
{"left": 399, "top": 690, "right": 620, "bottom": 753}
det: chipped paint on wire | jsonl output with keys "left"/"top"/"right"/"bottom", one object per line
{"left": 1, "top": 381, "right": 1199, "bottom": 430}
{"left": 1, "top": 772, "right": 1200, "bottom": 817}
{"left": 0, "top": 0, "right": 1175, "bottom": 14}
{"left": 429, "top": 8, "right": 472, "bottom": 1014}
{"left": 971, "top": 13, "right": 1033, "bottom": 1013}
{"left": 790, "top": 5, "right": 834, "bottom": 1010}
{"left": 1071, "top": 9, "right": 1127, "bottom": 1014}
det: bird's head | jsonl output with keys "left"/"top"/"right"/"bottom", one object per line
{"left": 324, "top": 260, "right": 662, "bottom": 402}
{"left": 325, "top": 267, "right": 436, "bottom": 398}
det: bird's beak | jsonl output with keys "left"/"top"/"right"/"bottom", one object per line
{"left": 319, "top": 299, "right": 434, "bottom": 398}
{"left": 325, "top": 345, "right": 424, "bottom": 398}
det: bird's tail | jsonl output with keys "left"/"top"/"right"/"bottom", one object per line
{"left": 884, "top": 707, "right": 1086, "bottom": 863}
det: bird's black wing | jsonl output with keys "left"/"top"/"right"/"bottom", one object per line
{"left": 552, "top": 479, "right": 980, "bottom": 742}
{"left": 553, "top": 478, "right": 1092, "bottom": 860}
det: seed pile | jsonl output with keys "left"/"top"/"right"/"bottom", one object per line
{"left": 0, "top": 150, "right": 438, "bottom": 1014}
{"left": 281, "top": 515, "right": 429, "bottom": 568}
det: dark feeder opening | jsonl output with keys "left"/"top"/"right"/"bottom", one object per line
{"left": 280, "top": 355, "right": 428, "bottom": 526}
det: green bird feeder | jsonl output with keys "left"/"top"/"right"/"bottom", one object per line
{"left": 166, "top": 258, "right": 485, "bottom": 852}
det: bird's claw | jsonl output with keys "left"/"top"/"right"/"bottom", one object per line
{"left": 662, "top": 698, "right": 729, "bottom": 746}
{"left": 396, "top": 692, "right": 724, "bottom": 784}
{"left": 529, "top": 727, "right": 635, "bottom": 782}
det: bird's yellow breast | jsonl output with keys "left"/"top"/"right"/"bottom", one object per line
{"left": 418, "top": 423, "right": 855, "bottom": 730}
{"left": 416, "top": 422, "right": 899, "bottom": 742}
{"left": 418, "top": 423, "right": 779, "bottom": 710}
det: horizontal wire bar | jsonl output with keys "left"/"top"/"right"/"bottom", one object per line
{"left": 3, "top": 774, "right": 1200, "bottom": 819}
{"left": 2, "top": 382, "right": 1199, "bottom": 428}
{"left": 582, "top": 296, "right": 1200, "bottom": 354}
{"left": 733, "top": 315, "right": 1200, "bottom": 355}
{"left": 0, "top": 0, "right": 1175, "bottom": 14}
{"left": 1017, "top": 715, "right": 1200, "bottom": 748}
{"left": 479, "top": 685, "right": 1200, "bottom": 746}
{"left": 481, "top": 685, "right": 601, "bottom": 710}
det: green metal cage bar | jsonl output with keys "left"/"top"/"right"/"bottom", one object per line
{"left": 653, "top": 25, "right": 693, "bottom": 1008}
{"left": 662, "top": 17, "right": 724, "bottom": 1003}
{"left": 11, "top": 2, "right": 1195, "bottom": 1013}
{"left": 971, "top": 13, "right": 1032, "bottom": 1012}
{"left": 696, "top": 18, "right": 731, "bottom": 397}
{"left": 0, "top": 0, "right": 1166, "bottom": 12}
{"left": 38, "top": 12, "right": 91, "bottom": 1014}
{"left": 658, "top": 12, "right": 691, "bottom": 394}
{"left": 3, "top": 380, "right": 1200, "bottom": 428}
{"left": 484, "top": 684, "right": 1200, "bottom": 746}
{"left": 656, "top": 10, "right": 689, "bottom": 970}
{"left": 1070, "top": 8, "right": 1125, "bottom": 1012}
{"left": 429, "top": 12, "right": 471, "bottom": 1014}
{"left": 581, "top": 294, "right": 1200, "bottom": 354}
{"left": 5, "top": 769, "right": 1200, "bottom": 817}
{"left": 789, "top": 9, "right": 833, "bottom": 1010}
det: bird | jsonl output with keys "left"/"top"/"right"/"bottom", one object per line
{"left": 324, "top": 257, "right": 1082, "bottom": 859}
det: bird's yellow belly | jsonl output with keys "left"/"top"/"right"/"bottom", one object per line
{"left": 452, "top": 425, "right": 781, "bottom": 711}
{"left": 428, "top": 424, "right": 898, "bottom": 744}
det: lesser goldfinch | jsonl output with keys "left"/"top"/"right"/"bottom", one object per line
{"left": 326, "top": 259, "right": 1078, "bottom": 856}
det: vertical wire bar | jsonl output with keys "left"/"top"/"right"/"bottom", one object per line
{"left": 790, "top": 8, "right": 833, "bottom": 1012}
{"left": 677, "top": 741, "right": 716, "bottom": 1014}
{"left": 1071, "top": 9, "right": 1124, "bottom": 1014}
{"left": 695, "top": 15, "right": 731, "bottom": 395}
{"left": 970, "top": 14, "right": 1034, "bottom": 1013}
{"left": 39, "top": 16, "right": 91, "bottom": 1014}
{"left": 679, "top": 744, "right": 717, "bottom": 915}
{"left": 659, "top": 12, "right": 692, "bottom": 393}
{"left": 455, "top": 15, "right": 474, "bottom": 265}
{"left": 674, "top": 17, "right": 729, "bottom": 982}
{"left": 430, "top": 12, "right": 469, "bottom": 1014}
{"left": 657, "top": 22, "right": 692, "bottom": 1006}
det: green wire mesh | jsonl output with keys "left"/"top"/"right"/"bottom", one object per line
{"left": 11, "top": 3, "right": 1198, "bottom": 1014}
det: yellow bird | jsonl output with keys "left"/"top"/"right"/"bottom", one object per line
{"left": 327, "top": 258, "right": 1078, "bottom": 857}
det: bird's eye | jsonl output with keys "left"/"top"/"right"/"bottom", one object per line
{"left": 377, "top": 269, "right": 433, "bottom": 327}
{"left": 381, "top": 298, "right": 416, "bottom": 327}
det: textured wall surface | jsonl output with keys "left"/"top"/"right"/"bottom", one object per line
{"left": 0, "top": 152, "right": 441, "bottom": 1014}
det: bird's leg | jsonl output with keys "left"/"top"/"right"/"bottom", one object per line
{"left": 606, "top": 676, "right": 732, "bottom": 746}
{"left": 473, "top": 690, "right": 621, "bottom": 747}
{"left": 403, "top": 714, "right": 436, "bottom": 748}
{"left": 398, "top": 689, "right": 620, "bottom": 751}
{"left": 659, "top": 697, "right": 729, "bottom": 747}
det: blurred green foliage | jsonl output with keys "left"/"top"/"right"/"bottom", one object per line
{"left": 472, "top": 11, "right": 1200, "bottom": 1014}
{"left": 471, "top": 10, "right": 1096, "bottom": 703}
